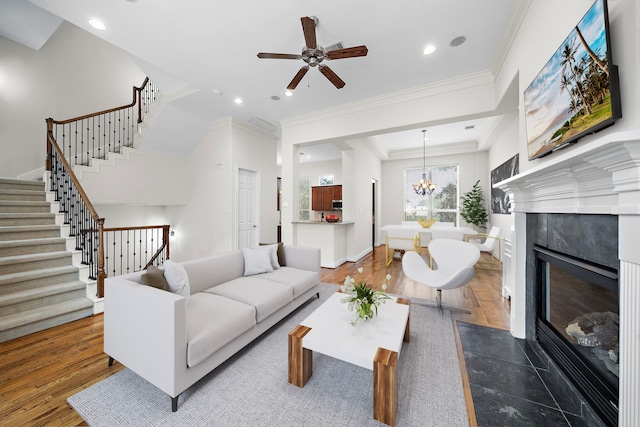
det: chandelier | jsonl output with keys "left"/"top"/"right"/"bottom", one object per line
{"left": 413, "top": 130, "right": 437, "bottom": 196}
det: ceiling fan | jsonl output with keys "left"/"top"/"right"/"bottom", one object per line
{"left": 257, "top": 16, "right": 368, "bottom": 90}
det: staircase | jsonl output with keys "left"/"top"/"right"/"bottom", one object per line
{"left": 0, "top": 178, "right": 93, "bottom": 343}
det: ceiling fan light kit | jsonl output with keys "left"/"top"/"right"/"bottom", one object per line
{"left": 257, "top": 16, "right": 368, "bottom": 90}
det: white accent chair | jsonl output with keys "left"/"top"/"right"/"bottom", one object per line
{"left": 385, "top": 228, "right": 420, "bottom": 267}
{"left": 466, "top": 226, "right": 502, "bottom": 270}
{"left": 402, "top": 239, "right": 480, "bottom": 314}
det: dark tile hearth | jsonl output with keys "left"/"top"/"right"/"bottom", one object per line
{"left": 457, "top": 322, "right": 606, "bottom": 427}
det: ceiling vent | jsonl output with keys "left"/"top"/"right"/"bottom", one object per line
{"left": 465, "top": 125, "right": 475, "bottom": 130}
{"left": 247, "top": 117, "right": 280, "bottom": 134}
{"left": 324, "top": 41, "right": 344, "bottom": 52}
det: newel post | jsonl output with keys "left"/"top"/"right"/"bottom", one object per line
{"left": 163, "top": 225, "right": 171, "bottom": 260}
{"left": 45, "top": 118, "right": 53, "bottom": 171}
{"left": 97, "top": 218, "right": 106, "bottom": 298}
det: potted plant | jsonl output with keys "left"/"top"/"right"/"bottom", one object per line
{"left": 460, "top": 180, "right": 488, "bottom": 230}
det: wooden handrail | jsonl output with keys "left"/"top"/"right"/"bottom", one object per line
{"left": 45, "top": 76, "right": 160, "bottom": 298}
{"left": 49, "top": 77, "right": 150, "bottom": 125}
{"left": 46, "top": 120, "right": 101, "bottom": 220}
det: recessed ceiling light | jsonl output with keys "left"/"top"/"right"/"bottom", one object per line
{"left": 422, "top": 44, "right": 436, "bottom": 55}
{"left": 88, "top": 19, "right": 106, "bottom": 30}
{"left": 450, "top": 36, "right": 466, "bottom": 47}
{"left": 284, "top": 90, "right": 294, "bottom": 97}
{"left": 233, "top": 97, "right": 243, "bottom": 104}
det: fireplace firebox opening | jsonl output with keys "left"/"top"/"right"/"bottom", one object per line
{"left": 535, "top": 245, "right": 619, "bottom": 425}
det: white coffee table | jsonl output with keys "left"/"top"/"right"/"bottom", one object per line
{"left": 288, "top": 292, "right": 410, "bottom": 426}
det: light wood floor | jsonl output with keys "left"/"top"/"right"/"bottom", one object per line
{"left": 0, "top": 246, "right": 510, "bottom": 426}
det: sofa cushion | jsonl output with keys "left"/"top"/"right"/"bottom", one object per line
{"left": 260, "top": 242, "right": 285, "bottom": 267}
{"left": 256, "top": 267, "right": 320, "bottom": 299}
{"left": 204, "top": 277, "right": 293, "bottom": 322}
{"left": 241, "top": 247, "right": 273, "bottom": 276}
{"left": 138, "top": 265, "right": 169, "bottom": 291}
{"left": 163, "top": 260, "right": 191, "bottom": 297}
{"left": 186, "top": 293, "right": 256, "bottom": 368}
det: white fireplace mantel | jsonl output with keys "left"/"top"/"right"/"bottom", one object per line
{"left": 497, "top": 130, "right": 640, "bottom": 215}
{"left": 495, "top": 130, "right": 640, "bottom": 427}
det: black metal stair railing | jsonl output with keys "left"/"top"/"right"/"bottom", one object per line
{"left": 103, "top": 225, "right": 170, "bottom": 278}
{"left": 48, "top": 77, "right": 159, "bottom": 168}
{"left": 45, "top": 77, "right": 162, "bottom": 297}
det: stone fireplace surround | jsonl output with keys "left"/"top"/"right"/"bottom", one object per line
{"left": 496, "top": 131, "right": 640, "bottom": 427}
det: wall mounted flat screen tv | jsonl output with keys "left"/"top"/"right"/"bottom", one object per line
{"left": 524, "top": 0, "right": 621, "bottom": 161}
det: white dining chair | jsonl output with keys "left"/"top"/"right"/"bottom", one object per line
{"left": 385, "top": 228, "right": 420, "bottom": 267}
{"left": 466, "top": 226, "right": 502, "bottom": 270}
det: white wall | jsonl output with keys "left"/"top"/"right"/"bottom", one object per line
{"left": 165, "top": 118, "right": 278, "bottom": 262}
{"left": 493, "top": 0, "right": 640, "bottom": 176}
{"left": 0, "top": 21, "right": 145, "bottom": 178}
{"left": 79, "top": 148, "right": 191, "bottom": 205}
{"left": 298, "top": 160, "right": 342, "bottom": 187}
{"left": 487, "top": 113, "right": 519, "bottom": 242}
{"left": 342, "top": 138, "right": 382, "bottom": 261}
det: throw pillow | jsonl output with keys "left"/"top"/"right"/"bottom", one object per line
{"left": 259, "top": 243, "right": 280, "bottom": 270}
{"left": 260, "top": 242, "right": 286, "bottom": 266}
{"left": 242, "top": 246, "right": 273, "bottom": 276}
{"left": 163, "top": 260, "right": 191, "bottom": 297}
{"left": 139, "top": 265, "right": 169, "bottom": 291}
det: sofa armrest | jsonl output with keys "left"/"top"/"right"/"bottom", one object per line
{"left": 104, "top": 277, "right": 187, "bottom": 397}
{"left": 283, "top": 245, "right": 321, "bottom": 273}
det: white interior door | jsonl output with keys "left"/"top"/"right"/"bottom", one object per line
{"left": 238, "top": 168, "right": 258, "bottom": 249}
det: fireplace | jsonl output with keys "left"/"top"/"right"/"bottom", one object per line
{"left": 495, "top": 132, "right": 640, "bottom": 427}
{"left": 534, "top": 244, "right": 619, "bottom": 425}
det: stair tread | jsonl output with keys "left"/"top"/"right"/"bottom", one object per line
{"left": 0, "top": 280, "right": 86, "bottom": 306}
{"left": 0, "top": 200, "right": 50, "bottom": 206}
{"left": 0, "top": 179, "right": 44, "bottom": 188}
{"left": 0, "top": 224, "right": 61, "bottom": 232}
{"left": 0, "top": 250, "right": 71, "bottom": 264}
{"left": 0, "top": 297, "right": 93, "bottom": 332}
{"left": 0, "top": 213, "right": 55, "bottom": 218}
{"left": 0, "top": 237, "right": 67, "bottom": 248}
{"left": 0, "top": 265, "right": 78, "bottom": 284}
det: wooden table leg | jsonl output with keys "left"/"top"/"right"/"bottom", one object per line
{"left": 396, "top": 298, "right": 411, "bottom": 343}
{"left": 373, "top": 347, "right": 398, "bottom": 426}
{"left": 288, "top": 324, "right": 312, "bottom": 387}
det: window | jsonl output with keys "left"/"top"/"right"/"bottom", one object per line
{"left": 404, "top": 165, "right": 459, "bottom": 224}
{"left": 319, "top": 175, "right": 334, "bottom": 186}
{"left": 299, "top": 176, "right": 310, "bottom": 220}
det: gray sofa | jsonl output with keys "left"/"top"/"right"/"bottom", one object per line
{"left": 103, "top": 245, "right": 321, "bottom": 411}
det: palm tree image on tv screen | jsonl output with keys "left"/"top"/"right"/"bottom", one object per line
{"left": 524, "top": 0, "right": 621, "bottom": 161}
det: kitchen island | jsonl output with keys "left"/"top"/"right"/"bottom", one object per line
{"left": 292, "top": 220, "right": 354, "bottom": 268}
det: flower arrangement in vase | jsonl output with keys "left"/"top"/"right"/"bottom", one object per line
{"left": 340, "top": 268, "right": 391, "bottom": 326}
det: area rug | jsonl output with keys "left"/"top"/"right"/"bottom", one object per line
{"left": 68, "top": 283, "right": 468, "bottom": 426}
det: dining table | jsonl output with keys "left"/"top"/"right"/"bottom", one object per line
{"left": 381, "top": 223, "right": 478, "bottom": 246}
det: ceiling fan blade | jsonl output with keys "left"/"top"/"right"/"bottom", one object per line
{"left": 287, "top": 66, "right": 309, "bottom": 90}
{"left": 325, "top": 45, "right": 369, "bottom": 60}
{"left": 319, "top": 64, "right": 345, "bottom": 89}
{"left": 257, "top": 52, "right": 301, "bottom": 60}
{"left": 301, "top": 16, "right": 317, "bottom": 49}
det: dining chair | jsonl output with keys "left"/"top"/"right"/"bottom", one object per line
{"left": 385, "top": 228, "right": 420, "bottom": 267}
{"left": 466, "top": 226, "right": 502, "bottom": 270}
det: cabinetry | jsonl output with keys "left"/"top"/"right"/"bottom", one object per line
{"left": 311, "top": 185, "right": 342, "bottom": 211}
